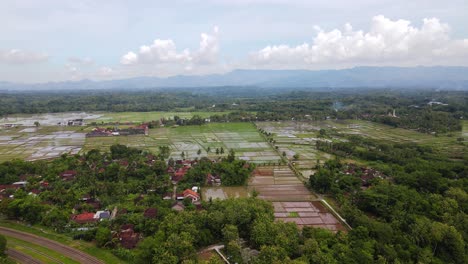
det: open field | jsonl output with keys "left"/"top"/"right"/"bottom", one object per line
{"left": 0, "top": 126, "right": 85, "bottom": 163}
{"left": 87, "top": 111, "right": 231, "bottom": 123}
{"left": 84, "top": 122, "right": 282, "bottom": 164}
{"left": 249, "top": 165, "right": 345, "bottom": 231}
{"left": 202, "top": 186, "right": 250, "bottom": 200}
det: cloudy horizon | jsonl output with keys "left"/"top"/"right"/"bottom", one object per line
{"left": 1, "top": 0, "right": 468, "bottom": 83}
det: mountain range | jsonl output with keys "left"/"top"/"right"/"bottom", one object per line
{"left": 1, "top": 66, "right": 468, "bottom": 91}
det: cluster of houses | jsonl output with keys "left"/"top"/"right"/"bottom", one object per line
{"left": 0, "top": 174, "right": 48, "bottom": 200}
{"left": 2, "top": 157, "right": 224, "bottom": 249}
{"left": 71, "top": 206, "right": 158, "bottom": 249}
{"left": 168, "top": 159, "right": 222, "bottom": 187}
{"left": 86, "top": 124, "right": 149, "bottom": 137}
{"left": 342, "top": 163, "right": 386, "bottom": 188}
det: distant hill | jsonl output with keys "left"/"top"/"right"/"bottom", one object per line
{"left": 1, "top": 66, "right": 468, "bottom": 91}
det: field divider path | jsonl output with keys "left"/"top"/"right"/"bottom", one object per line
{"left": 0, "top": 227, "right": 104, "bottom": 264}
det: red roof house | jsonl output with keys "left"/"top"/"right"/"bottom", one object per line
{"left": 183, "top": 189, "right": 200, "bottom": 202}
{"left": 71, "top": 212, "right": 97, "bottom": 224}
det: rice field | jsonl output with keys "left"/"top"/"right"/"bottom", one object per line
{"left": 1, "top": 113, "right": 464, "bottom": 165}
{"left": 256, "top": 120, "right": 467, "bottom": 178}
{"left": 256, "top": 122, "right": 334, "bottom": 178}
{"left": 87, "top": 111, "right": 231, "bottom": 123}
{"left": 84, "top": 122, "right": 282, "bottom": 164}
{"left": 0, "top": 126, "right": 85, "bottom": 162}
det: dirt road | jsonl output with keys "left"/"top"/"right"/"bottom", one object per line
{"left": 0, "top": 227, "right": 103, "bottom": 264}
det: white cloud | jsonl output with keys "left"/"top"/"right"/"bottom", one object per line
{"left": 250, "top": 15, "right": 468, "bottom": 67}
{"left": 120, "top": 26, "right": 219, "bottom": 66}
{"left": 0, "top": 49, "right": 48, "bottom": 64}
{"left": 194, "top": 26, "right": 219, "bottom": 64}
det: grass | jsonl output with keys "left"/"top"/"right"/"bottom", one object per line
{"left": 0, "top": 221, "right": 127, "bottom": 264}
{"left": 6, "top": 236, "right": 79, "bottom": 264}
{"left": 288, "top": 212, "right": 299, "bottom": 217}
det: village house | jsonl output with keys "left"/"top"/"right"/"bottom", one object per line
{"left": 206, "top": 173, "right": 221, "bottom": 186}
{"left": 183, "top": 189, "right": 200, "bottom": 203}
{"left": 71, "top": 212, "right": 98, "bottom": 224}
{"left": 60, "top": 170, "right": 77, "bottom": 181}
{"left": 176, "top": 193, "right": 185, "bottom": 200}
{"left": 94, "top": 210, "right": 111, "bottom": 221}
{"left": 162, "top": 192, "right": 173, "bottom": 200}
{"left": 86, "top": 127, "right": 113, "bottom": 137}
{"left": 67, "top": 119, "right": 85, "bottom": 126}
{"left": 171, "top": 202, "right": 185, "bottom": 212}
{"left": 118, "top": 224, "right": 140, "bottom": 249}
{"left": 12, "top": 181, "right": 27, "bottom": 188}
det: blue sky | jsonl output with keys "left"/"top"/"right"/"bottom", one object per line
{"left": 1, "top": 0, "right": 468, "bottom": 82}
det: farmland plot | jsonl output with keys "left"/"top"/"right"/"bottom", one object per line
{"left": 248, "top": 166, "right": 345, "bottom": 231}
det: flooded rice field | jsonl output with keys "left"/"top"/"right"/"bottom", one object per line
{"left": 0, "top": 127, "right": 85, "bottom": 162}
{"left": 0, "top": 112, "right": 102, "bottom": 126}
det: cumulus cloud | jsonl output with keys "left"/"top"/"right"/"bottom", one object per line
{"left": 251, "top": 15, "right": 468, "bottom": 67}
{"left": 121, "top": 27, "right": 219, "bottom": 66}
{"left": 0, "top": 49, "right": 48, "bottom": 64}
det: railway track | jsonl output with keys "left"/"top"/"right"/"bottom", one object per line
{"left": 6, "top": 248, "right": 42, "bottom": 264}
{"left": 0, "top": 227, "right": 103, "bottom": 264}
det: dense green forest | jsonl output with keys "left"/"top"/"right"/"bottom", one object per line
{"left": 1, "top": 89, "right": 466, "bottom": 133}
{"left": 310, "top": 136, "right": 467, "bottom": 264}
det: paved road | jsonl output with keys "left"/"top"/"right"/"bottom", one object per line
{"left": 0, "top": 227, "right": 103, "bottom": 264}
{"left": 6, "top": 248, "right": 42, "bottom": 264}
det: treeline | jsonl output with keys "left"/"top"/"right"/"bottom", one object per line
{"left": 1, "top": 89, "right": 466, "bottom": 133}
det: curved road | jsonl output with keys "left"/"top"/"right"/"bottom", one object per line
{"left": 0, "top": 227, "right": 103, "bottom": 264}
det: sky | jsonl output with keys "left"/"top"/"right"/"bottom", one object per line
{"left": 1, "top": 0, "right": 468, "bottom": 83}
